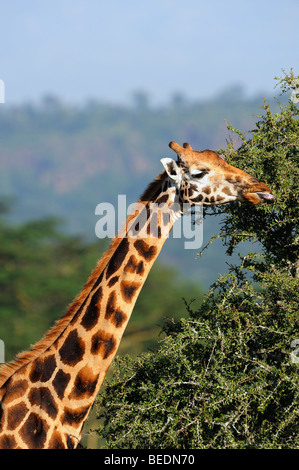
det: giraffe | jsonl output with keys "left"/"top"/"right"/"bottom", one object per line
{"left": 0, "top": 141, "right": 274, "bottom": 449}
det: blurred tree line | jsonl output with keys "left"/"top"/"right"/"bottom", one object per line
{"left": 0, "top": 85, "right": 286, "bottom": 289}
{"left": 96, "top": 72, "right": 299, "bottom": 449}
{"left": 0, "top": 84, "right": 279, "bottom": 222}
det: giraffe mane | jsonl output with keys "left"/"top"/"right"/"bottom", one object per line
{"left": 0, "top": 171, "right": 167, "bottom": 388}
{"left": 138, "top": 170, "right": 167, "bottom": 203}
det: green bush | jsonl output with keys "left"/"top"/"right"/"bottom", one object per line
{"left": 95, "top": 71, "right": 299, "bottom": 449}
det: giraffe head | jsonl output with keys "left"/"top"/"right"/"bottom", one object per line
{"left": 161, "top": 141, "right": 274, "bottom": 206}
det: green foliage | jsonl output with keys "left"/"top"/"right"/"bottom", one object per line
{"left": 95, "top": 72, "right": 299, "bottom": 449}
{"left": 0, "top": 206, "right": 107, "bottom": 360}
{"left": 97, "top": 268, "right": 298, "bottom": 449}
{"left": 207, "top": 71, "right": 299, "bottom": 270}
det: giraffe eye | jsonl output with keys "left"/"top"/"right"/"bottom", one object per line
{"left": 191, "top": 170, "right": 208, "bottom": 179}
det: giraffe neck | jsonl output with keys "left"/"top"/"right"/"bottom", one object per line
{"left": 0, "top": 171, "right": 181, "bottom": 449}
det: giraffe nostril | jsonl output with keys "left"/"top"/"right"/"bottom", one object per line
{"left": 250, "top": 178, "right": 260, "bottom": 183}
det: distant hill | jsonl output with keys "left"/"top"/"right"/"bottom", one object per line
{"left": 0, "top": 89, "right": 279, "bottom": 288}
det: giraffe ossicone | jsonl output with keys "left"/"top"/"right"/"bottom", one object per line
{"left": 0, "top": 142, "right": 274, "bottom": 448}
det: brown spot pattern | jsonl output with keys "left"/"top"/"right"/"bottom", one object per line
{"left": 106, "top": 238, "right": 129, "bottom": 279}
{"left": 3, "top": 379, "right": 28, "bottom": 404}
{"left": 156, "top": 194, "right": 169, "bottom": 205}
{"left": 91, "top": 330, "right": 116, "bottom": 359}
{"left": 191, "top": 194, "right": 203, "bottom": 203}
{"left": 134, "top": 240, "right": 157, "bottom": 261}
{"left": 59, "top": 330, "right": 85, "bottom": 366}
{"left": 7, "top": 402, "right": 28, "bottom": 431}
{"left": 48, "top": 429, "right": 65, "bottom": 449}
{"left": 28, "top": 387, "right": 58, "bottom": 419}
{"left": 29, "top": 355, "right": 57, "bottom": 383}
{"left": 62, "top": 405, "right": 90, "bottom": 428}
{"left": 108, "top": 276, "right": 119, "bottom": 287}
{"left": 125, "top": 255, "right": 145, "bottom": 276}
{"left": 68, "top": 365, "right": 98, "bottom": 400}
{"left": 19, "top": 412, "right": 49, "bottom": 449}
{"left": 0, "top": 434, "right": 17, "bottom": 449}
{"left": 202, "top": 186, "right": 211, "bottom": 195}
{"left": 120, "top": 281, "right": 141, "bottom": 302}
{"left": 53, "top": 369, "right": 71, "bottom": 399}
{"left": 105, "top": 291, "right": 127, "bottom": 327}
{"left": 80, "top": 286, "right": 102, "bottom": 331}
{"left": 222, "top": 186, "right": 233, "bottom": 196}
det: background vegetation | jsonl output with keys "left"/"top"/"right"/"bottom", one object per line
{"left": 0, "top": 84, "right": 287, "bottom": 288}
{"left": 95, "top": 72, "right": 299, "bottom": 449}
{"left": 0, "top": 72, "right": 297, "bottom": 448}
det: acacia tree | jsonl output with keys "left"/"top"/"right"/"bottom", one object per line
{"left": 95, "top": 72, "right": 299, "bottom": 449}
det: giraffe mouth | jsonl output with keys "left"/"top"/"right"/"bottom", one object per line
{"left": 241, "top": 190, "right": 275, "bottom": 204}
{"left": 255, "top": 192, "right": 275, "bottom": 202}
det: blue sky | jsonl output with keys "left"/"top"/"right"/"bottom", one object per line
{"left": 1, "top": 0, "right": 298, "bottom": 105}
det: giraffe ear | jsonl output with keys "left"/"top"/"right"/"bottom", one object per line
{"left": 160, "top": 158, "right": 181, "bottom": 183}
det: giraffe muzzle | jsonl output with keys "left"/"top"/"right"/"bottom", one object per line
{"left": 240, "top": 179, "right": 275, "bottom": 204}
